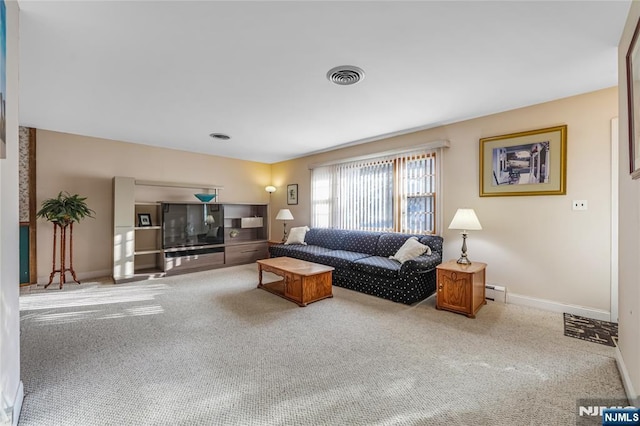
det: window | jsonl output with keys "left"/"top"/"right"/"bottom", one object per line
{"left": 311, "top": 149, "right": 439, "bottom": 234}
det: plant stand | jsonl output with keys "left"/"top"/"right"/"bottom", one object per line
{"left": 45, "top": 222, "right": 80, "bottom": 289}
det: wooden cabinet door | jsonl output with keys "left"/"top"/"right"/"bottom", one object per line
{"left": 284, "top": 273, "right": 302, "bottom": 303}
{"left": 438, "top": 270, "right": 471, "bottom": 314}
{"left": 302, "top": 273, "right": 332, "bottom": 305}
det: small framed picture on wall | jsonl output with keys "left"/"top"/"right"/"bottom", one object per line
{"left": 287, "top": 184, "right": 298, "bottom": 205}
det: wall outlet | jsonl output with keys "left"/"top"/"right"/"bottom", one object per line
{"left": 572, "top": 200, "right": 588, "bottom": 211}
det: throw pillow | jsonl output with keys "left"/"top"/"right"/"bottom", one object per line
{"left": 390, "top": 237, "right": 431, "bottom": 263}
{"left": 285, "top": 226, "right": 310, "bottom": 245}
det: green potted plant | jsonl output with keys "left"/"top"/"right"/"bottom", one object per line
{"left": 37, "top": 191, "right": 95, "bottom": 289}
{"left": 36, "top": 191, "right": 95, "bottom": 226}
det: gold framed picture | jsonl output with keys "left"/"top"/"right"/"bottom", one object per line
{"left": 479, "top": 125, "right": 567, "bottom": 197}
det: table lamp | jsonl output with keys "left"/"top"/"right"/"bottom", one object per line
{"left": 448, "top": 208, "right": 482, "bottom": 265}
{"left": 275, "top": 209, "right": 294, "bottom": 242}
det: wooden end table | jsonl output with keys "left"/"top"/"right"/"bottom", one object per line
{"left": 436, "top": 260, "right": 487, "bottom": 318}
{"left": 257, "top": 257, "right": 334, "bottom": 307}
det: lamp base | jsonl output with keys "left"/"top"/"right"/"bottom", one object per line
{"left": 457, "top": 232, "right": 472, "bottom": 265}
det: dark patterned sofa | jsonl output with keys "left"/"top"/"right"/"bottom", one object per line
{"left": 268, "top": 228, "right": 443, "bottom": 305}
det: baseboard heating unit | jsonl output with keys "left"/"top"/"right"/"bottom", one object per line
{"left": 486, "top": 284, "right": 506, "bottom": 303}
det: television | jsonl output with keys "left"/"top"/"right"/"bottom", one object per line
{"left": 162, "top": 203, "right": 224, "bottom": 249}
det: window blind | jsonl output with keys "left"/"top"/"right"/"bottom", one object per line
{"left": 311, "top": 149, "right": 438, "bottom": 234}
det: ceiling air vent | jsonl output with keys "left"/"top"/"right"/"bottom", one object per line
{"left": 209, "top": 133, "right": 231, "bottom": 141}
{"left": 327, "top": 65, "right": 365, "bottom": 86}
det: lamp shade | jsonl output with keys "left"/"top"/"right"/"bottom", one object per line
{"left": 275, "top": 209, "right": 294, "bottom": 221}
{"left": 265, "top": 185, "right": 276, "bottom": 193}
{"left": 448, "top": 209, "right": 482, "bottom": 231}
{"left": 205, "top": 215, "right": 215, "bottom": 225}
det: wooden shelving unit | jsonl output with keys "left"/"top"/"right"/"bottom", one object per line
{"left": 132, "top": 201, "right": 163, "bottom": 275}
{"left": 112, "top": 176, "right": 268, "bottom": 283}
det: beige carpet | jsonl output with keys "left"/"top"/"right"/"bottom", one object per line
{"left": 18, "top": 264, "right": 626, "bottom": 425}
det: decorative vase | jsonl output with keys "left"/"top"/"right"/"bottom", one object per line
{"left": 194, "top": 193, "right": 216, "bottom": 202}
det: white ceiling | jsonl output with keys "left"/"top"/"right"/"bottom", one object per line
{"left": 18, "top": 1, "right": 630, "bottom": 164}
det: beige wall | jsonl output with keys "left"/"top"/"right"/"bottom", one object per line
{"left": 35, "top": 130, "right": 272, "bottom": 282}
{"left": 272, "top": 87, "right": 617, "bottom": 312}
{"left": 618, "top": 1, "right": 640, "bottom": 405}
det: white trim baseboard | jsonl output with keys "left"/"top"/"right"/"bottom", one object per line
{"left": 615, "top": 345, "right": 639, "bottom": 406}
{"left": 506, "top": 293, "right": 611, "bottom": 322}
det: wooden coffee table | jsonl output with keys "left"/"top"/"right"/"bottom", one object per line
{"left": 257, "top": 257, "right": 334, "bottom": 307}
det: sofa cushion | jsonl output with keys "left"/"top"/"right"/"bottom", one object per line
{"left": 390, "top": 237, "right": 431, "bottom": 263}
{"left": 400, "top": 253, "right": 442, "bottom": 274}
{"left": 269, "top": 244, "right": 331, "bottom": 260}
{"left": 285, "top": 226, "right": 309, "bottom": 245}
{"left": 376, "top": 233, "right": 420, "bottom": 257}
{"left": 419, "top": 235, "right": 443, "bottom": 254}
{"left": 304, "top": 228, "right": 347, "bottom": 250}
{"left": 339, "top": 231, "right": 381, "bottom": 255}
{"left": 315, "top": 250, "right": 371, "bottom": 268}
{"left": 352, "top": 256, "right": 401, "bottom": 279}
